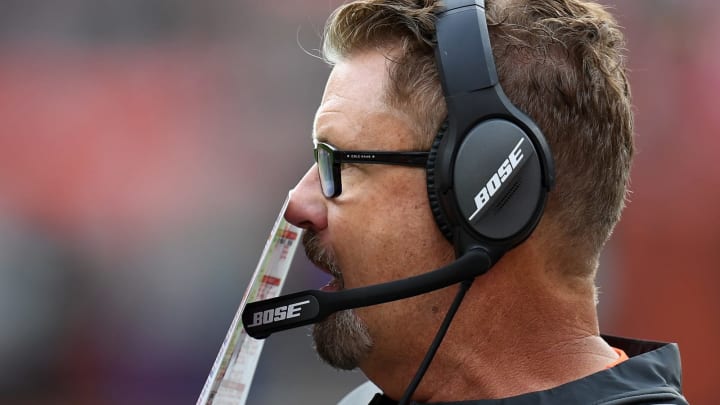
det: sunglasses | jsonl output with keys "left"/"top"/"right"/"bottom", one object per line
{"left": 313, "top": 140, "right": 429, "bottom": 198}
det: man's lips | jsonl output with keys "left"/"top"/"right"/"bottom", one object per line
{"left": 310, "top": 260, "right": 342, "bottom": 292}
{"left": 320, "top": 277, "right": 341, "bottom": 292}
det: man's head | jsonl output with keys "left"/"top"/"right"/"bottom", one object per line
{"left": 285, "top": 0, "right": 633, "bottom": 380}
{"left": 322, "top": 0, "right": 633, "bottom": 269}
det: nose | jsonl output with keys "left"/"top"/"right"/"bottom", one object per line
{"left": 284, "top": 165, "right": 328, "bottom": 232}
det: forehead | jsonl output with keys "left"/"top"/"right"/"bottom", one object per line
{"left": 313, "top": 50, "right": 415, "bottom": 150}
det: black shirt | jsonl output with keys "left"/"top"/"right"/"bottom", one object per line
{"left": 368, "top": 335, "right": 688, "bottom": 405}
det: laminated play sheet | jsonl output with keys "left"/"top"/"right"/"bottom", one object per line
{"left": 197, "top": 194, "right": 303, "bottom": 405}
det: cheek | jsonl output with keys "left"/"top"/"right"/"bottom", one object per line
{"left": 330, "top": 170, "right": 453, "bottom": 288}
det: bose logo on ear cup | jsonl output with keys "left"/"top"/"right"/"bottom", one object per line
{"left": 468, "top": 138, "right": 525, "bottom": 221}
{"left": 429, "top": 0, "right": 554, "bottom": 253}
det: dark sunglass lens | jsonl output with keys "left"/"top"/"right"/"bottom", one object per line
{"left": 316, "top": 147, "right": 335, "bottom": 197}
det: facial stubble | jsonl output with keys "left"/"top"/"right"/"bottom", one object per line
{"left": 303, "top": 231, "right": 373, "bottom": 370}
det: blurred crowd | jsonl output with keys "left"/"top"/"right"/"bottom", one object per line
{"left": 0, "top": 1, "right": 717, "bottom": 404}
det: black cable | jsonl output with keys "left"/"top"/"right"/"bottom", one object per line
{"left": 397, "top": 278, "right": 475, "bottom": 405}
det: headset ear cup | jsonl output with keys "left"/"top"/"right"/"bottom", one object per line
{"left": 426, "top": 120, "right": 454, "bottom": 241}
{"left": 452, "top": 119, "right": 545, "bottom": 243}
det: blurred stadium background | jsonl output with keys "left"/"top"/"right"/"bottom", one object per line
{"left": 0, "top": 0, "right": 717, "bottom": 404}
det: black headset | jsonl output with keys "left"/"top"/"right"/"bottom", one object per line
{"left": 428, "top": 0, "right": 554, "bottom": 262}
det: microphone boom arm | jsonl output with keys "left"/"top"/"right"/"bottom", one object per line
{"left": 242, "top": 248, "right": 492, "bottom": 339}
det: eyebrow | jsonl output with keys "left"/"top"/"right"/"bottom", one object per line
{"left": 311, "top": 124, "right": 333, "bottom": 145}
{"left": 312, "top": 132, "right": 339, "bottom": 149}
{"left": 312, "top": 133, "right": 327, "bottom": 143}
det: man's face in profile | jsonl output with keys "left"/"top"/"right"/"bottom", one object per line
{"left": 283, "top": 49, "right": 455, "bottom": 375}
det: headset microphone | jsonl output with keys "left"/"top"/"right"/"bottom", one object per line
{"left": 242, "top": 248, "right": 491, "bottom": 339}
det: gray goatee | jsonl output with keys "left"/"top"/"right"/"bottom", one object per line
{"left": 303, "top": 231, "right": 373, "bottom": 369}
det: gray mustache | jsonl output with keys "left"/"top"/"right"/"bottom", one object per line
{"left": 302, "top": 231, "right": 343, "bottom": 281}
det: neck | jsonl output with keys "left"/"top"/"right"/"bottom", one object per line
{"left": 363, "top": 245, "right": 617, "bottom": 403}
